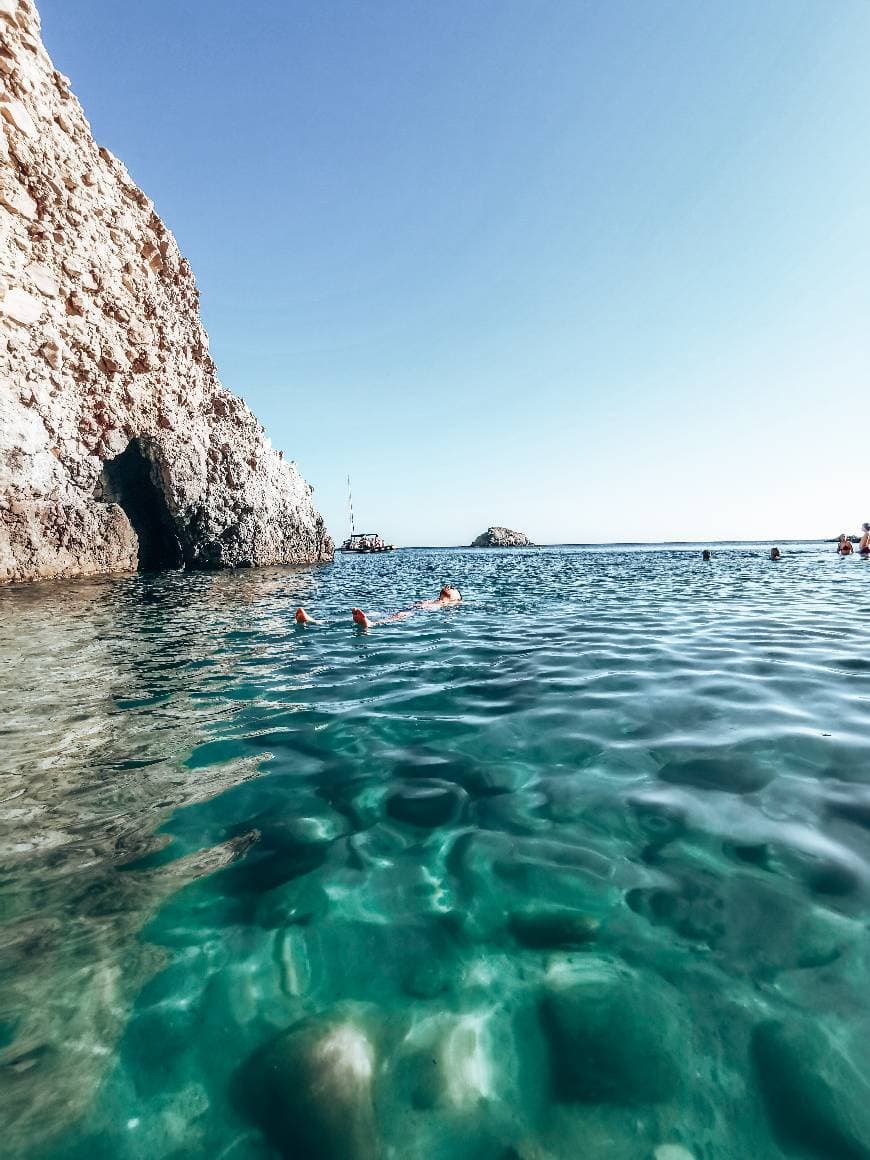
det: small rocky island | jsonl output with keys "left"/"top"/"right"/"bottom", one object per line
{"left": 471, "top": 526, "right": 533, "bottom": 548}
{"left": 0, "top": 0, "right": 332, "bottom": 583}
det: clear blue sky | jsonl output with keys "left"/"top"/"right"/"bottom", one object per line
{"left": 41, "top": 1, "right": 870, "bottom": 545}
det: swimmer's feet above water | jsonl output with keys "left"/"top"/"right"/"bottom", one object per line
{"left": 298, "top": 606, "right": 398, "bottom": 629}
{"left": 299, "top": 589, "right": 462, "bottom": 630}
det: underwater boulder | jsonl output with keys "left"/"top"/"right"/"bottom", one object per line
{"left": 220, "top": 817, "right": 332, "bottom": 895}
{"left": 653, "top": 1147, "right": 697, "bottom": 1160}
{"left": 539, "top": 960, "right": 683, "bottom": 1105}
{"left": 626, "top": 866, "right": 728, "bottom": 948}
{"left": 402, "top": 957, "right": 453, "bottom": 1000}
{"left": 786, "top": 844, "right": 863, "bottom": 898}
{"left": 826, "top": 788, "right": 870, "bottom": 830}
{"left": 385, "top": 780, "right": 468, "bottom": 828}
{"left": 627, "top": 792, "right": 689, "bottom": 845}
{"left": 657, "top": 755, "right": 772, "bottom": 794}
{"left": 509, "top": 908, "right": 599, "bottom": 950}
{"left": 718, "top": 874, "right": 846, "bottom": 976}
{"left": 235, "top": 1011, "right": 381, "bottom": 1159}
{"left": 394, "top": 1012, "right": 494, "bottom": 1113}
{"left": 255, "top": 877, "right": 330, "bottom": 930}
{"left": 752, "top": 1019, "right": 870, "bottom": 1160}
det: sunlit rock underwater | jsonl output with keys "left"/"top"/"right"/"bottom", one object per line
{"left": 3, "top": 544, "right": 870, "bottom": 1158}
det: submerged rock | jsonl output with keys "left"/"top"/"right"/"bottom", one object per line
{"left": 626, "top": 868, "right": 728, "bottom": 948}
{"left": 402, "top": 957, "right": 452, "bottom": 999}
{"left": 627, "top": 792, "right": 688, "bottom": 845}
{"left": 385, "top": 780, "right": 468, "bottom": 828}
{"left": 826, "top": 787, "right": 870, "bottom": 830}
{"left": 539, "top": 960, "right": 683, "bottom": 1105}
{"left": 0, "top": 0, "right": 332, "bottom": 582}
{"left": 471, "top": 527, "right": 533, "bottom": 548}
{"left": 396, "top": 1012, "right": 494, "bottom": 1113}
{"left": 752, "top": 1019, "right": 870, "bottom": 1160}
{"left": 509, "top": 908, "right": 599, "bottom": 949}
{"left": 255, "top": 877, "right": 330, "bottom": 930}
{"left": 236, "top": 1012, "right": 380, "bottom": 1160}
{"left": 656, "top": 755, "right": 772, "bottom": 795}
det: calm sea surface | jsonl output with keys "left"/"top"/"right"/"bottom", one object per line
{"left": 2, "top": 544, "right": 870, "bottom": 1159}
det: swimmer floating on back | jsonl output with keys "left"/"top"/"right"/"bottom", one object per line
{"left": 295, "top": 585, "right": 462, "bottom": 629}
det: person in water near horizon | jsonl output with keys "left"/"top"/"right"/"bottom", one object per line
{"left": 837, "top": 534, "right": 854, "bottom": 555}
{"left": 702, "top": 549, "right": 711, "bottom": 561}
{"left": 860, "top": 523, "right": 870, "bottom": 556}
{"left": 770, "top": 547, "right": 781, "bottom": 560}
{"left": 294, "top": 585, "right": 462, "bottom": 628}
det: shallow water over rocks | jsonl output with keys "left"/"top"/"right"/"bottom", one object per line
{"left": 2, "top": 543, "right": 870, "bottom": 1158}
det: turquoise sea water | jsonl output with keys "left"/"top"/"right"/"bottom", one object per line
{"left": 3, "top": 543, "right": 870, "bottom": 1159}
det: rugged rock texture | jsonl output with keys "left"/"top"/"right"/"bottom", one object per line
{"left": 471, "top": 526, "right": 533, "bottom": 548}
{"left": 0, "top": 0, "right": 332, "bottom": 583}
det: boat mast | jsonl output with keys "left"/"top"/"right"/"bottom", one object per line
{"left": 347, "top": 474, "right": 355, "bottom": 538}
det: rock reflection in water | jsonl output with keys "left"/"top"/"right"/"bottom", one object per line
{"left": 1, "top": 545, "right": 870, "bottom": 1159}
{"left": 0, "top": 568, "right": 319, "bottom": 1153}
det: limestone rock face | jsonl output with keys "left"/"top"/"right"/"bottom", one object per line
{"left": 0, "top": 0, "right": 332, "bottom": 583}
{"left": 471, "top": 526, "right": 533, "bottom": 548}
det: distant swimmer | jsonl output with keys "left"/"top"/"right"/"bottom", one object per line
{"left": 295, "top": 585, "right": 462, "bottom": 630}
{"left": 702, "top": 549, "right": 711, "bottom": 561}
{"left": 837, "top": 534, "right": 854, "bottom": 556}
{"left": 770, "top": 547, "right": 781, "bottom": 561}
{"left": 860, "top": 523, "right": 870, "bottom": 556}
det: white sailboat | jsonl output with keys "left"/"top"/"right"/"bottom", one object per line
{"left": 338, "top": 476, "right": 396, "bottom": 553}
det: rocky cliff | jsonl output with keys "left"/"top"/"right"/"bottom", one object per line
{"left": 0, "top": 0, "right": 332, "bottom": 583}
{"left": 471, "top": 526, "right": 533, "bottom": 548}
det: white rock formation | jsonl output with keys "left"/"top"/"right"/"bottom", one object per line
{"left": 0, "top": 0, "right": 332, "bottom": 583}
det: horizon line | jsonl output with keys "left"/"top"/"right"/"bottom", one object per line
{"left": 383, "top": 537, "right": 839, "bottom": 550}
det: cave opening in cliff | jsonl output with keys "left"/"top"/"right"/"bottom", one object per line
{"left": 97, "top": 439, "right": 184, "bottom": 571}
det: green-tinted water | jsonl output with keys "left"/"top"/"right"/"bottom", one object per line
{"left": 2, "top": 545, "right": 870, "bottom": 1159}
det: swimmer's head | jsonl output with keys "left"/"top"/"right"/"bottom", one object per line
{"left": 770, "top": 547, "right": 781, "bottom": 559}
{"left": 702, "top": 549, "right": 711, "bottom": 561}
{"left": 863, "top": 523, "right": 870, "bottom": 533}
{"left": 439, "top": 585, "right": 462, "bottom": 602}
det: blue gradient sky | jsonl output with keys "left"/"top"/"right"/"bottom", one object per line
{"left": 40, "top": 1, "right": 870, "bottom": 545}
